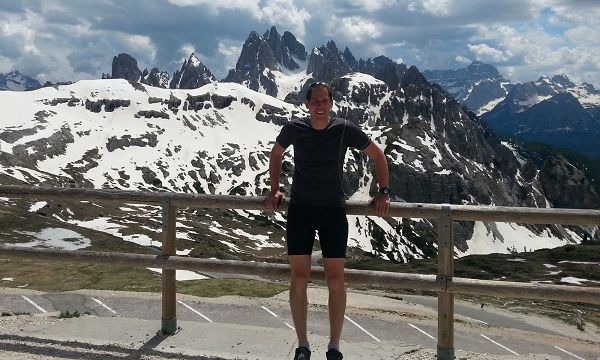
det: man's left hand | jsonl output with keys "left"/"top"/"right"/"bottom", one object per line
{"left": 370, "top": 194, "right": 390, "bottom": 217}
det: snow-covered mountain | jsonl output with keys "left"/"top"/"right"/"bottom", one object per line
{"left": 481, "top": 75, "right": 600, "bottom": 158}
{"left": 1, "top": 72, "right": 598, "bottom": 263}
{"left": 1, "top": 29, "right": 599, "bottom": 263}
{"left": 423, "top": 61, "right": 514, "bottom": 116}
{"left": 425, "top": 62, "right": 600, "bottom": 158}
{"left": 0, "top": 70, "right": 42, "bottom": 91}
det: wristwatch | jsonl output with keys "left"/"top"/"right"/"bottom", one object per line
{"left": 378, "top": 187, "right": 390, "bottom": 195}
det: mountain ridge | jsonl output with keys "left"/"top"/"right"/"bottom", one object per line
{"left": 1, "top": 27, "right": 599, "bottom": 265}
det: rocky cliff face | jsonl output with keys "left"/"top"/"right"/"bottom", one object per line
{"left": 264, "top": 26, "right": 306, "bottom": 70}
{"left": 356, "top": 55, "right": 407, "bottom": 89}
{"left": 141, "top": 68, "right": 171, "bottom": 88}
{"left": 306, "top": 40, "right": 353, "bottom": 83}
{"left": 111, "top": 53, "right": 142, "bottom": 81}
{"left": 540, "top": 155, "right": 600, "bottom": 209}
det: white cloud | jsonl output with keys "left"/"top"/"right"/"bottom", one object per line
{"left": 122, "top": 34, "right": 157, "bottom": 63}
{"left": 257, "top": 0, "right": 311, "bottom": 37}
{"left": 328, "top": 16, "right": 381, "bottom": 43}
{"left": 1, "top": 10, "right": 41, "bottom": 55}
{"left": 167, "top": 0, "right": 261, "bottom": 16}
{"left": 467, "top": 43, "right": 509, "bottom": 62}
{"left": 180, "top": 43, "right": 196, "bottom": 58}
{"left": 1, "top": 0, "right": 599, "bottom": 88}
{"left": 455, "top": 55, "right": 471, "bottom": 64}
{"left": 218, "top": 40, "right": 243, "bottom": 70}
{"left": 346, "top": 0, "right": 397, "bottom": 12}
{"left": 0, "top": 55, "right": 14, "bottom": 72}
{"left": 407, "top": 0, "right": 452, "bottom": 16}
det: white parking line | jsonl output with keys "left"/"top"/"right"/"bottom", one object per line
{"left": 481, "top": 334, "right": 519, "bottom": 356}
{"left": 22, "top": 296, "right": 47, "bottom": 313}
{"left": 554, "top": 346, "right": 586, "bottom": 360}
{"left": 260, "top": 305, "right": 279, "bottom": 318}
{"left": 92, "top": 298, "right": 117, "bottom": 314}
{"left": 177, "top": 301, "right": 213, "bottom": 323}
{"left": 462, "top": 315, "right": 488, "bottom": 325}
{"left": 344, "top": 315, "right": 380, "bottom": 342}
{"left": 261, "top": 306, "right": 295, "bottom": 330}
{"left": 407, "top": 323, "right": 435, "bottom": 340}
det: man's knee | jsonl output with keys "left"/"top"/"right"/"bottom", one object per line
{"left": 324, "top": 261, "right": 345, "bottom": 290}
{"left": 290, "top": 256, "right": 312, "bottom": 283}
{"left": 291, "top": 267, "right": 311, "bottom": 283}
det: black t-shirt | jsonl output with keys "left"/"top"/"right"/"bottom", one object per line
{"left": 276, "top": 117, "right": 370, "bottom": 207}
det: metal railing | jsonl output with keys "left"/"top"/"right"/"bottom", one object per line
{"left": 1, "top": 185, "right": 600, "bottom": 360}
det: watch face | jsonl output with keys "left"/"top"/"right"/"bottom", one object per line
{"left": 379, "top": 187, "right": 390, "bottom": 195}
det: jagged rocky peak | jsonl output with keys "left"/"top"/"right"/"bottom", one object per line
{"left": 224, "top": 30, "right": 278, "bottom": 96}
{"left": 0, "top": 70, "right": 42, "bottom": 91}
{"left": 306, "top": 40, "right": 353, "bottom": 83}
{"left": 551, "top": 74, "right": 575, "bottom": 88}
{"left": 224, "top": 27, "right": 308, "bottom": 97}
{"left": 465, "top": 60, "right": 501, "bottom": 78}
{"left": 231, "top": 31, "right": 278, "bottom": 75}
{"left": 342, "top": 47, "right": 357, "bottom": 68}
{"left": 263, "top": 26, "right": 307, "bottom": 70}
{"left": 357, "top": 55, "right": 407, "bottom": 89}
{"left": 111, "top": 53, "right": 142, "bottom": 81}
{"left": 170, "top": 53, "right": 215, "bottom": 89}
{"left": 400, "top": 65, "right": 428, "bottom": 86}
{"left": 141, "top": 67, "right": 171, "bottom": 88}
{"left": 282, "top": 31, "right": 307, "bottom": 60}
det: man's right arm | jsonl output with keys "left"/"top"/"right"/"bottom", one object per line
{"left": 266, "top": 142, "right": 286, "bottom": 210}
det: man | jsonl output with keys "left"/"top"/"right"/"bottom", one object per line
{"left": 266, "top": 82, "right": 390, "bottom": 360}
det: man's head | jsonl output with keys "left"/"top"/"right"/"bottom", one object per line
{"left": 306, "top": 82, "right": 332, "bottom": 102}
{"left": 305, "top": 82, "right": 333, "bottom": 123}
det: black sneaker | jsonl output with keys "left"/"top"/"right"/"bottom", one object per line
{"left": 294, "top": 346, "right": 311, "bottom": 360}
{"left": 325, "top": 348, "right": 343, "bottom": 360}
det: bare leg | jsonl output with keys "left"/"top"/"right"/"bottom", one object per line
{"left": 289, "top": 255, "right": 312, "bottom": 344}
{"left": 323, "top": 258, "right": 346, "bottom": 346}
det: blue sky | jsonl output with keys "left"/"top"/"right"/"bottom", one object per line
{"left": 1, "top": 0, "right": 599, "bottom": 87}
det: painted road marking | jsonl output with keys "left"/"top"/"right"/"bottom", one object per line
{"left": 178, "top": 301, "right": 213, "bottom": 323}
{"left": 260, "top": 305, "right": 279, "bottom": 318}
{"left": 407, "top": 323, "right": 435, "bottom": 340}
{"left": 554, "top": 346, "right": 586, "bottom": 360}
{"left": 481, "top": 334, "right": 519, "bottom": 356}
{"left": 92, "top": 298, "right": 117, "bottom": 314}
{"left": 462, "top": 315, "right": 488, "bottom": 325}
{"left": 21, "top": 296, "right": 47, "bottom": 313}
{"left": 344, "top": 315, "right": 380, "bottom": 342}
{"left": 260, "top": 306, "right": 295, "bottom": 330}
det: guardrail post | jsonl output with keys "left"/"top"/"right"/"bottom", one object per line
{"left": 161, "top": 193, "right": 178, "bottom": 335}
{"left": 437, "top": 204, "right": 454, "bottom": 359}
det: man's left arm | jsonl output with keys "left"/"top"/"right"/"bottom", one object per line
{"left": 362, "top": 141, "right": 390, "bottom": 216}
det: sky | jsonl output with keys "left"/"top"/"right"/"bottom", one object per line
{"left": 1, "top": 0, "right": 599, "bottom": 87}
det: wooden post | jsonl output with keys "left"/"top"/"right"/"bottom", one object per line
{"left": 161, "top": 193, "right": 178, "bottom": 335}
{"left": 437, "top": 204, "right": 454, "bottom": 360}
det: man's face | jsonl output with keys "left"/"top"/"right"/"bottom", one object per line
{"left": 305, "top": 86, "right": 332, "bottom": 123}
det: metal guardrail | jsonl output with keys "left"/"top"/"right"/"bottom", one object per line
{"left": 1, "top": 185, "right": 600, "bottom": 360}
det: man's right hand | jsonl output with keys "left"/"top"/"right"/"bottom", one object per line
{"left": 265, "top": 190, "right": 284, "bottom": 211}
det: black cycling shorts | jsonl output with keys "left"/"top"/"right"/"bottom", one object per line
{"left": 286, "top": 203, "right": 348, "bottom": 258}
